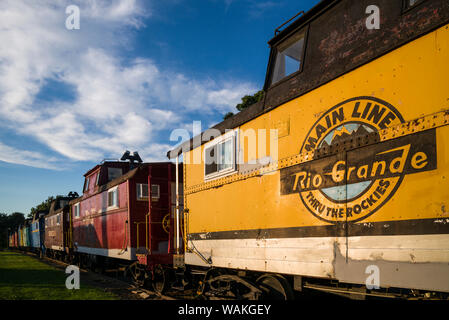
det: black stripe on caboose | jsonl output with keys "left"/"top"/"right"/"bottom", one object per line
{"left": 187, "top": 218, "right": 449, "bottom": 240}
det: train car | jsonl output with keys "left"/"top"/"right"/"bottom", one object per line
{"left": 17, "top": 227, "right": 22, "bottom": 248}
{"left": 168, "top": 0, "right": 449, "bottom": 299}
{"left": 70, "top": 153, "right": 182, "bottom": 287}
{"left": 44, "top": 196, "right": 72, "bottom": 260}
{"left": 30, "top": 210, "right": 48, "bottom": 256}
{"left": 18, "top": 220, "right": 31, "bottom": 249}
{"left": 8, "top": 231, "right": 18, "bottom": 248}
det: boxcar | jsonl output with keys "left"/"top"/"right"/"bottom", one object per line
{"left": 168, "top": 0, "right": 449, "bottom": 299}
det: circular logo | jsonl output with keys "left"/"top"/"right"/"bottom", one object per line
{"left": 297, "top": 97, "right": 405, "bottom": 224}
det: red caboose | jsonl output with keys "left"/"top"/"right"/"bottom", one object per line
{"left": 70, "top": 155, "right": 183, "bottom": 280}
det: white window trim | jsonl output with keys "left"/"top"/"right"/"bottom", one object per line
{"left": 74, "top": 203, "right": 80, "bottom": 218}
{"left": 107, "top": 186, "right": 119, "bottom": 210}
{"left": 151, "top": 184, "right": 160, "bottom": 201}
{"left": 136, "top": 183, "right": 148, "bottom": 201}
{"left": 136, "top": 183, "right": 161, "bottom": 201}
{"left": 203, "top": 129, "right": 239, "bottom": 181}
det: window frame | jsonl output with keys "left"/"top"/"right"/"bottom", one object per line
{"left": 266, "top": 25, "right": 309, "bottom": 89}
{"left": 136, "top": 183, "right": 149, "bottom": 201}
{"left": 107, "top": 186, "right": 119, "bottom": 209}
{"left": 108, "top": 167, "right": 123, "bottom": 182}
{"left": 151, "top": 184, "right": 160, "bottom": 201}
{"left": 136, "top": 183, "right": 161, "bottom": 201}
{"left": 402, "top": 0, "right": 427, "bottom": 14}
{"left": 74, "top": 203, "right": 80, "bottom": 218}
{"left": 84, "top": 177, "right": 90, "bottom": 192}
{"left": 203, "top": 129, "right": 239, "bottom": 181}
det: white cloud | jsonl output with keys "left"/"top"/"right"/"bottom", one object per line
{"left": 0, "top": 142, "right": 62, "bottom": 170}
{"left": 0, "top": 0, "right": 257, "bottom": 168}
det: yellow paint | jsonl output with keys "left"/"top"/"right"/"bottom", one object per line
{"left": 184, "top": 24, "right": 449, "bottom": 234}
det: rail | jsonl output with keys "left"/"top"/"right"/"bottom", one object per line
{"left": 274, "top": 10, "right": 304, "bottom": 35}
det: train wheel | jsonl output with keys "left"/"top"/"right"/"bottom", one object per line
{"left": 126, "top": 262, "right": 145, "bottom": 286}
{"left": 152, "top": 264, "right": 168, "bottom": 294}
{"left": 256, "top": 274, "right": 294, "bottom": 300}
{"left": 202, "top": 272, "right": 262, "bottom": 300}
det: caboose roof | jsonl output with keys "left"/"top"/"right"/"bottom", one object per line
{"left": 267, "top": 0, "right": 334, "bottom": 47}
{"left": 83, "top": 164, "right": 101, "bottom": 177}
{"left": 70, "top": 162, "right": 175, "bottom": 205}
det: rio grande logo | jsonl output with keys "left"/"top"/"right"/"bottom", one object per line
{"left": 280, "top": 97, "right": 437, "bottom": 224}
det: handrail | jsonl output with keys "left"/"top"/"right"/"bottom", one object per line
{"left": 274, "top": 10, "right": 304, "bottom": 36}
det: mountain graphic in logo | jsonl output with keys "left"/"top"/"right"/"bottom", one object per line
{"left": 319, "top": 124, "right": 374, "bottom": 149}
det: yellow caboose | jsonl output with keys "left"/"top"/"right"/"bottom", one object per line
{"left": 169, "top": 0, "right": 449, "bottom": 299}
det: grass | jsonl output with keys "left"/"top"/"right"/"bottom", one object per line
{"left": 0, "top": 250, "right": 118, "bottom": 300}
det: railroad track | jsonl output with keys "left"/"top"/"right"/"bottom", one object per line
{"left": 17, "top": 250, "right": 182, "bottom": 300}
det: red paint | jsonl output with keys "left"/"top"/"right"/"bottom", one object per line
{"left": 71, "top": 161, "right": 183, "bottom": 266}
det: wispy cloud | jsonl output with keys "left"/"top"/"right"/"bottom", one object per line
{"left": 219, "top": 0, "right": 283, "bottom": 17}
{"left": 0, "top": 0, "right": 257, "bottom": 168}
{"left": 0, "top": 142, "right": 62, "bottom": 170}
{"left": 248, "top": 1, "right": 283, "bottom": 18}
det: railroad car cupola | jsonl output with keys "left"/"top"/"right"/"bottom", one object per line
{"left": 264, "top": 10, "right": 308, "bottom": 89}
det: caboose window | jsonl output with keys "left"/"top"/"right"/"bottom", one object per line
{"left": 403, "top": 0, "right": 425, "bottom": 10}
{"left": 218, "top": 138, "right": 234, "bottom": 172}
{"left": 107, "top": 187, "right": 119, "bottom": 208}
{"left": 205, "top": 145, "right": 218, "bottom": 176}
{"left": 270, "top": 30, "right": 305, "bottom": 85}
{"left": 204, "top": 130, "right": 238, "bottom": 181}
{"left": 151, "top": 184, "right": 160, "bottom": 201}
{"left": 136, "top": 183, "right": 160, "bottom": 201}
{"left": 60, "top": 200, "right": 68, "bottom": 208}
{"left": 74, "top": 203, "right": 80, "bottom": 218}
{"left": 137, "top": 183, "right": 149, "bottom": 200}
{"left": 108, "top": 167, "right": 123, "bottom": 182}
{"left": 84, "top": 177, "right": 90, "bottom": 192}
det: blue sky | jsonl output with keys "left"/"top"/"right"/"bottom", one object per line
{"left": 0, "top": 0, "right": 319, "bottom": 214}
